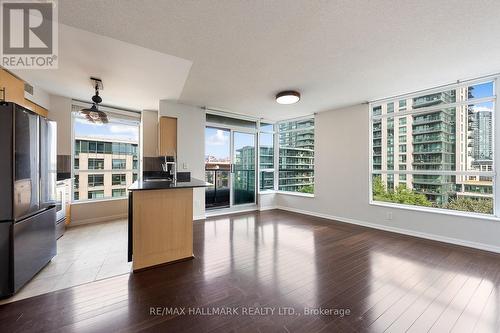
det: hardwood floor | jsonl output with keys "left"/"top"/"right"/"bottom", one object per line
{"left": 1, "top": 209, "right": 499, "bottom": 332}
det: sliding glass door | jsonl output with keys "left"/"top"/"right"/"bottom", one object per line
{"left": 205, "top": 127, "right": 231, "bottom": 209}
{"left": 205, "top": 127, "right": 256, "bottom": 209}
{"left": 232, "top": 131, "right": 256, "bottom": 205}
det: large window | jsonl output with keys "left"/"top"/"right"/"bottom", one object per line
{"left": 259, "top": 123, "right": 275, "bottom": 191}
{"left": 277, "top": 117, "right": 315, "bottom": 194}
{"left": 112, "top": 174, "right": 126, "bottom": 186}
{"left": 88, "top": 174, "right": 104, "bottom": 187}
{"left": 72, "top": 103, "right": 140, "bottom": 202}
{"left": 88, "top": 158, "right": 104, "bottom": 170}
{"left": 112, "top": 188, "right": 126, "bottom": 198}
{"left": 370, "top": 77, "right": 497, "bottom": 215}
{"left": 112, "top": 159, "right": 126, "bottom": 170}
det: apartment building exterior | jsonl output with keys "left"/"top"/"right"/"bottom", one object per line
{"left": 74, "top": 137, "right": 139, "bottom": 201}
{"left": 372, "top": 86, "right": 493, "bottom": 205}
{"left": 278, "top": 119, "right": 315, "bottom": 193}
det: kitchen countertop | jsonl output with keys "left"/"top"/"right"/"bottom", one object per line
{"left": 128, "top": 177, "right": 210, "bottom": 191}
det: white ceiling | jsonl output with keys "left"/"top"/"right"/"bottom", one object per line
{"left": 13, "top": 23, "right": 192, "bottom": 111}
{"left": 19, "top": 0, "right": 500, "bottom": 119}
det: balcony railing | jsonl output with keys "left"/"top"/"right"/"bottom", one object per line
{"left": 205, "top": 169, "right": 230, "bottom": 209}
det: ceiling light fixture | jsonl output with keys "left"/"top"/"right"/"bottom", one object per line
{"left": 80, "top": 77, "right": 108, "bottom": 124}
{"left": 276, "top": 90, "right": 300, "bottom": 105}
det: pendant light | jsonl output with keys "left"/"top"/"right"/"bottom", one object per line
{"left": 80, "top": 78, "right": 108, "bottom": 124}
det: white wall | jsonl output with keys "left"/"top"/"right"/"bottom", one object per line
{"left": 276, "top": 104, "right": 500, "bottom": 253}
{"left": 48, "top": 94, "right": 72, "bottom": 155}
{"left": 25, "top": 85, "right": 50, "bottom": 110}
{"left": 159, "top": 101, "right": 206, "bottom": 219}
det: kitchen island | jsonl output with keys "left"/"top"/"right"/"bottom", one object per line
{"left": 127, "top": 178, "right": 208, "bottom": 271}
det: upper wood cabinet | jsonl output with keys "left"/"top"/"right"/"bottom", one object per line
{"left": 24, "top": 99, "right": 49, "bottom": 118}
{"left": 0, "top": 69, "right": 25, "bottom": 106}
{"left": 159, "top": 116, "right": 177, "bottom": 157}
{"left": 0, "top": 68, "right": 49, "bottom": 117}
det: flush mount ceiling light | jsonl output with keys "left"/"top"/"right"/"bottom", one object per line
{"left": 80, "top": 77, "right": 108, "bottom": 124}
{"left": 276, "top": 90, "right": 300, "bottom": 105}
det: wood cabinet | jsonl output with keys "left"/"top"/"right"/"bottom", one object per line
{"left": 24, "top": 98, "right": 49, "bottom": 118}
{"left": 131, "top": 188, "right": 193, "bottom": 271}
{"left": 0, "top": 69, "right": 25, "bottom": 106}
{"left": 0, "top": 69, "right": 49, "bottom": 117}
{"left": 158, "top": 116, "right": 177, "bottom": 156}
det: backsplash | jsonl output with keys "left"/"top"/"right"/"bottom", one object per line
{"left": 143, "top": 157, "right": 164, "bottom": 171}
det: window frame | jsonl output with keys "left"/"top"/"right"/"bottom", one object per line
{"left": 71, "top": 101, "right": 141, "bottom": 203}
{"left": 257, "top": 121, "right": 276, "bottom": 194}
{"left": 368, "top": 75, "right": 499, "bottom": 219}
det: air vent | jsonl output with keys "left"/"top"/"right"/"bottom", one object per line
{"left": 24, "top": 82, "right": 34, "bottom": 96}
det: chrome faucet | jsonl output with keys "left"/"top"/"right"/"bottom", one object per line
{"left": 161, "top": 155, "right": 177, "bottom": 183}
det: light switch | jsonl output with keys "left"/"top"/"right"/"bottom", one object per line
{"left": 182, "top": 162, "right": 188, "bottom": 170}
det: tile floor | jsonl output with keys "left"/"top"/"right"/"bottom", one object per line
{"left": 0, "top": 219, "right": 131, "bottom": 304}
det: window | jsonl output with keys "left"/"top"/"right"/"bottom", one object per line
{"left": 88, "top": 158, "right": 104, "bottom": 170}
{"left": 133, "top": 173, "right": 138, "bottom": 182}
{"left": 112, "top": 188, "right": 126, "bottom": 198}
{"left": 399, "top": 99, "right": 407, "bottom": 111}
{"left": 112, "top": 159, "right": 126, "bottom": 170}
{"left": 72, "top": 103, "right": 140, "bottom": 202}
{"left": 112, "top": 174, "right": 126, "bottom": 186}
{"left": 278, "top": 117, "right": 314, "bottom": 194}
{"left": 88, "top": 174, "right": 104, "bottom": 187}
{"left": 259, "top": 123, "right": 275, "bottom": 191}
{"left": 387, "top": 102, "right": 394, "bottom": 113}
{"left": 88, "top": 190, "right": 104, "bottom": 199}
{"left": 370, "top": 77, "right": 496, "bottom": 215}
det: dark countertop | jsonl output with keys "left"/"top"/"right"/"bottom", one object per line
{"left": 128, "top": 177, "right": 210, "bottom": 191}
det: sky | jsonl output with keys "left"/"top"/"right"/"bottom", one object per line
{"left": 469, "top": 81, "right": 493, "bottom": 100}
{"left": 74, "top": 116, "right": 139, "bottom": 142}
{"left": 205, "top": 127, "right": 271, "bottom": 160}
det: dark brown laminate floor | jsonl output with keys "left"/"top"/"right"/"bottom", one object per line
{"left": 1, "top": 209, "right": 500, "bottom": 333}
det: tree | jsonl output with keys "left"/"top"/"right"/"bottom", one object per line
{"left": 443, "top": 197, "right": 493, "bottom": 214}
{"left": 298, "top": 185, "right": 314, "bottom": 194}
{"left": 372, "top": 176, "right": 431, "bottom": 207}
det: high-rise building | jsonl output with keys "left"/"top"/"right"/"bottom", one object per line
{"left": 278, "top": 119, "right": 315, "bottom": 193}
{"left": 372, "top": 88, "right": 493, "bottom": 205}
{"left": 73, "top": 138, "right": 139, "bottom": 201}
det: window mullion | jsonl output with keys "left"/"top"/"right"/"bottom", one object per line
{"left": 494, "top": 78, "right": 500, "bottom": 216}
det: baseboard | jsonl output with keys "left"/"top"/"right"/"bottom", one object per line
{"left": 70, "top": 213, "right": 128, "bottom": 226}
{"left": 259, "top": 206, "right": 278, "bottom": 211}
{"left": 275, "top": 206, "right": 500, "bottom": 254}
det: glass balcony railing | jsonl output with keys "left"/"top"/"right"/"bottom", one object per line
{"left": 205, "top": 169, "right": 230, "bottom": 209}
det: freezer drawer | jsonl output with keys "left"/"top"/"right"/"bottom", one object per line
{"left": 0, "top": 222, "right": 12, "bottom": 298}
{"left": 13, "top": 206, "right": 56, "bottom": 292}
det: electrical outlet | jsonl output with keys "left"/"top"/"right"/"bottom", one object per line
{"left": 182, "top": 162, "right": 188, "bottom": 170}
{"left": 386, "top": 212, "right": 393, "bottom": 220}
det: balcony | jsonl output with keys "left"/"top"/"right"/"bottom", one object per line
{"left": 412, "top": 124, "right": 452, "bottom": 135}
{"left": 205, "top": 169, "right": 230, "bottom": 209}
{"left": 412, "top": 92, "right": 455, "bottom": 109}
{"left": 412, "top": 114, "right": 451, "bottom": 125}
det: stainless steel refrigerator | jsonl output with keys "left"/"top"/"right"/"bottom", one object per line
{"left": 0, "top": 102, "right": 57, "bottom": 298}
